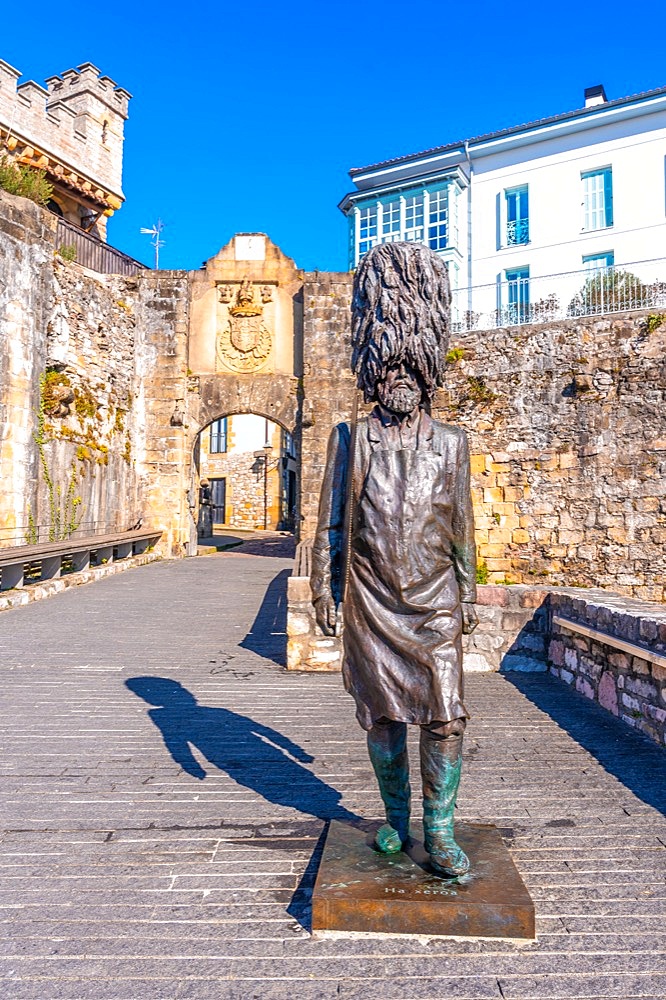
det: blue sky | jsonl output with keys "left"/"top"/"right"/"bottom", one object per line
{"left": 4, "top": 0, "right": 665, "bottom": 271}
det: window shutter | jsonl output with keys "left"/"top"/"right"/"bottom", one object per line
{"left": 604, "top": 169, "right": 613, "bottom": 227}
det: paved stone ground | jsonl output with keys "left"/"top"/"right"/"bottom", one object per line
{"left": 0, "top": 547, "right": 665, "bottom": 999}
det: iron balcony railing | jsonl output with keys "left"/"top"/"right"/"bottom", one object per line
{"left": 452, "top": 258, "right": 666, "bottom": 332}
{"left": 54, "top": 217, "right": 147, "bottom": 276}
{"left": 506, "top": 218, "right": 529, "bottom": 246}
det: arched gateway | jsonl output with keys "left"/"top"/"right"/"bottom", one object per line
{"left": 139, "top": 235, "right": 353, "bottom": 555}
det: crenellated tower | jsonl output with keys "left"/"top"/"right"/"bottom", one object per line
{"left": 0, "top": 58, "right": 131, "bottom": 241}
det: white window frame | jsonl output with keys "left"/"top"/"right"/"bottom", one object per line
{"left": 504, "top": 185, "right": 529, "bottom": 247}
{"left": 582, "top": 167, "right": 613, "bottom": 232}
{"left": 353, "top": 182, "right": 456, "bottom": 264}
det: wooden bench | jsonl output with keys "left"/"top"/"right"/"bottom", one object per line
{"left": 0, "top": 529, "right": 162, "bottom": 591}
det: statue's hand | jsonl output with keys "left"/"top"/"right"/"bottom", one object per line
{"left": 461, "top": 602, "right": 479, "bottom": 635}
{"left": 314, "top": 594, "right": 338, "bottom": 636}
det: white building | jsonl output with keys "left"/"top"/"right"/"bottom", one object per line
{"left": 339, "top": 85, "right": 666, "bottom": 328}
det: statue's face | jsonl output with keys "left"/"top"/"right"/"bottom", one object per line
{"left": 377, "top": 360, "right": 422, "bottom": 415}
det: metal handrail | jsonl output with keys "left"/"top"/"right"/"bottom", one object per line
{"left": 54, "top": 217, "right": 147, "bottom": 276}
{"left": 452, "top": 257, "right": 666, "bottom": 331}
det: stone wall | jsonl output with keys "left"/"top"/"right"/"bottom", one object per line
{"left": 287, "top": 574, "right": 666, "bottom": 746}
{"left": 436, "top": 313, "right": 666, "bottom": 601}
{"left": 297, "top": 304, "right": 666, "bottom": 601}
{"left": 2, "top": 194, "right": 664, "bottom": 597}
{"left": 0, "top": 189, "right": 182, "bottom": 553}
{"left": 0, "top": 189, "right": 144, "bottom": 545}
{"left": 286, "top": 574, "right": 551, "bottom": 675}
{"left": 547, "top": 589, "right": 666, "bottom": 745}
{"left": 299, "top": 270, "right": 355, "bottom": 537}
{"left": 0, "top": 190, "right": 53, "bottom": 544}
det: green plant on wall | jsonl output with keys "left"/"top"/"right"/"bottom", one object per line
{"left": 446, "top": 346, "right": 465, "bottom": 365}
{"left": 35, "top": 372, "right": 85, "bottom": 541}
{"left": 57, "top": 244, "right": 77, "bottom": 263}
{"left": 0, "top": 156, "right": 53, "bottom": 206}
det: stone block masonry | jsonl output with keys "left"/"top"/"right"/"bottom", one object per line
{"left": 299, "top": 303, "right": 666, "bottom": 602}
{"left": 287, "top": 577, "right": 552, "bottom": 675}
{"left": 547, "top": 588, "right": 666, "bottom": 745}
{"left": 0, "top": 59, "right": 129, "bottom": 210}
{"left": 1, "top": 190, "right": 664, "bottom": 601}
{"left": 437, "top": 314, "right": 666, "bottom": 600}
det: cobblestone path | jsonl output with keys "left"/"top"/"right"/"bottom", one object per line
{"left": 0, "top": 552, "right": 665, "bottom": 999}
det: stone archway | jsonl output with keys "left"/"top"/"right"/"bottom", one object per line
{"left": 138, "top": 234, "right": 352, "bottom": 558}
{"left": 192, "top": 399, "right": 299, "bottom": 536}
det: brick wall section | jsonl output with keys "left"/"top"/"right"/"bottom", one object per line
{"left": 547, "top": 589, "right": 666, "bottom": 745}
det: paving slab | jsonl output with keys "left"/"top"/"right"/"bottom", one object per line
{"left": 0, "top": 548, "right": 665, "bottom": 999}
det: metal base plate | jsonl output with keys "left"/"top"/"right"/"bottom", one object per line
{"left": 312, "top": 820, "right": 535, "bottom": 939}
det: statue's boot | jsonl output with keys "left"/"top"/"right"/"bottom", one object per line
{"left": 367, "top": 720, "right": 411, "bottom": 854}
{"left": 419, "top": 729, "right": 470, "bottom": 877}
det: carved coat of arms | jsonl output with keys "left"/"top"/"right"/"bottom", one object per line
{"left": 217, "top": 280, "right": 272, "bottom": 373}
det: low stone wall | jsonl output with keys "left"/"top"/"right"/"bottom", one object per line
{"left": 287, "top": 576, "right": 666, "bottom": 746}
{"left": 286, "top": 575, "right": 342, "bottom": 671}
{"left": 547, "top": 589, "right": 666, "bottom": 745}
{"left": 286, "top": 580, "right": 553, "bottom": 674}
{"left": 0, "top": 551, "right": 161, "bottom": 612}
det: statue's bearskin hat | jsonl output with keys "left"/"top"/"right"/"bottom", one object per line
{"left": 350, "top": 241, "right": 451, "bottom": 403}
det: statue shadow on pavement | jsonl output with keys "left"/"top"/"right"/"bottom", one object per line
{"left": 125, "top": 675, "right": 362, "bottom": 932}
{"left": 504, "top": 671, "right": 666, "bottom": 817}
{"left": 239, "top": 567, "right": 290, "bottom": 667}
{"left": 125, "top": 675, "right": 360, "bottom": 824}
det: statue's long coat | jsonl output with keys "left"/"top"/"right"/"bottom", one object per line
{"left": 311, "top": 408, "right": 477, "bottom": 731}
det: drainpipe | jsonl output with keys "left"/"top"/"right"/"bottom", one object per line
{"left": 464, "top": 140, "right": 473, "bottom": 315}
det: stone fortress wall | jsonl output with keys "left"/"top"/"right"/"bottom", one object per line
{"left": 0, "top": 189, "right": 142, "bottom": 545}
{"left": 0, "top": 191, "right": 664, "bottom": 603}
{"left": 300, "top": 299, "right": 666, "bottom": 603}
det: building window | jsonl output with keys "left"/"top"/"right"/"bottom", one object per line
{"left": 582, "top": 168, "right": 613, "bottom": 231}
{"left": 582, "top": 251, "right": 614, "bottom": 273}
{"left": 505, "top": 267, "right": 530, "bottom": 323}
{"left": 505, "top": 186, "right": 529, "bottom": 245}
{"left": 403, "top": 194, "right": 424, "bottom": 242}
{"left": 381, "top": 199, "right": 401, "bottom": 243}
{"left": 428, "top": 188, "right": 448, "bottom": 251}
{"left": 352, "top": 182, "right": 458, "bottom": 264}
{"left": 358, "top": 205, "right": 378, "bottom": 256}
{"left": 210, "top": 418, "right": 227, "bottom": 454}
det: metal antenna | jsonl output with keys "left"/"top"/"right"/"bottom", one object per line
{"left": 139, "top": 219, "right": 165, "bottom": 269}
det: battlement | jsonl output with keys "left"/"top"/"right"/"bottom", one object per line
{"left": 45, "top": 62, "right": 131, "bottom": 119}
{"left": 0, "top": 57, "right": 130, "bottom": 219}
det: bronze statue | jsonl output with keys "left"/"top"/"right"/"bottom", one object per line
{"left": 311, "top": 242, "right": 479, "bottom": 877}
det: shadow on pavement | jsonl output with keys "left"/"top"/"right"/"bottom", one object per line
{"left": 240, "top": 567, "right": 290, "bottom": 666}
{"left": 505, "top": 671, "right": 666, "bottom": 817}
{"left": 125, "top": 676, "right": 361, "bottom": 828}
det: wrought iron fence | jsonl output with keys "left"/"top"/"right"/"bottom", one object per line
{"left": 451, "top": 258, "right": 666, "bottom": 332}
{"left": 54, "top": 217, "right": 146, "bottom": 276}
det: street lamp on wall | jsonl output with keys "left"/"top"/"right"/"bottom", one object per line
{"left": 253, "top": 442, "right": 275, "bottom": 530}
